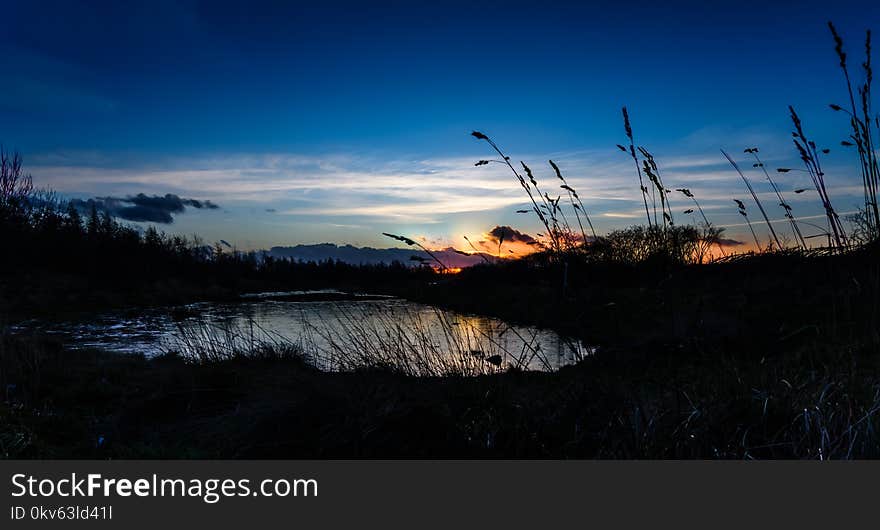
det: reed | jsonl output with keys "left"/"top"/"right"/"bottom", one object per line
{"left": 382, "top": 232, "right": 449, "bottom": 270}
{"left": 619, "top": 107, "right": 654, "bottom": 227}
{"left": 550, "top": 159, "right": 597, "bottom": 240}
{"left": 787, "top": 107, "right": 848, "bottom": 249}
{"left": 638, "top": 146, "right": 674, "bottom": 229}
{"left": 462, "top": 235, "right": 492, "bottom": 263}
{"left": 166, "top": 316, "right": 305, "bottom": 364}
{"left": 471, "top": 131, "right": 562, "bottom": 253}
{"left": 297, "top": 303, "right": 560, "bottom": 376}
{"left": 734, "top": 198, "right": 762, "bottom": 249}
{"left": 471, "top": 132, "right": 593, "bottom": 256}
{"left": 744, "top": 147, "right": 807, "bottom": 249}
{"left": 722, "top": 149, "right": 784, "bottom": 250}
{"left": 828, "top": 22, "right": 880, "bottom": 238}
{"left": 163, "top": 304, "right": 572, "bottom": 377}
{"left": 675, "top": 188, "right": 726, "bottom": 258}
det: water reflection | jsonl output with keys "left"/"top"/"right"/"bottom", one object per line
{"left": 15, "top": 294, "right": 591, "bottom": 372}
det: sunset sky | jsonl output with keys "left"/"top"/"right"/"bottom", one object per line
{"left": 2, "top": 0, "right": 878, "bottom": 252}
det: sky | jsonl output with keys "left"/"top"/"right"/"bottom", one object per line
{"left": 1, "top": 0, "right": 878, "bottom": 252}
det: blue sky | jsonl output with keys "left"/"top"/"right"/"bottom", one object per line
{"left": 1, "top": 0, "right": 878, "bottom": 250}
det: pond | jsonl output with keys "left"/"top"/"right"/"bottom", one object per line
{"left": 14, "top": 291, "right": 590, "bottom": 374}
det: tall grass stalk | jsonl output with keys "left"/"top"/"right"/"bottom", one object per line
{"left": 471, "top": 132, "right": 561, "bottom": 253}
{"left": 828, "top": 22, "right": 880, "bottom": 237}
{"left": 722, "top": 149, "right": 783, "bottom": 250}
{"left": 787, "top": 107, "right": 848, "bottom": 249}
{"left": 745, "top": 147, "right": 807, "bottom": 249}
{"left": 166, "top": 306, "right": 578, "bottom": 377}
{"left": 462, "top": 235, "right": 492, "bottom": 262}
{"left": 382, "top": 232, "right": 449, "bottom": 270}
{"left": 638, "top": 146, "right": 674, "bottom": 229}
{"left": 167, "top": 317, "right": 305, "bottom": 364}
{"left": 734, "top": 199, "right": 762, "bottom": 249}
{"left": 675, "top": 188, "right": 725, "bottom": 257}
{"left": 298, "top": 304, "right": 560, "bottom": 376}
{"left": 550, "top": 159, "right": 597, "bottom": 240}
{"left": 619, "top": 107, "right": 653, "bottom": 227}
{"left": 472, "top": 133, "right": 594, "bottom": 255}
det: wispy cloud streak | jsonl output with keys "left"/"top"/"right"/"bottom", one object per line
{"left": 26, "top": 140, "right": 867, "bottom": 243}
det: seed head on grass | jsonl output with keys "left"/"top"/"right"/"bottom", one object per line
{"left": 619, "top": 107, "right": 653, "bottom": 228}
{"left": 787, "top": 106, "right": 848, "bottom": 248}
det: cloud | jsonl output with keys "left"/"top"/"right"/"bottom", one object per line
{"left": 70, "top": 193, "right": 219, "bottom": 224}
{"left": 462, "top": 225, "right": 542, "bottom": 257}
{"left": 486, "top": 225, "right": 536, "bottom": 244}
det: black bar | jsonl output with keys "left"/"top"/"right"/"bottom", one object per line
{"left": 1, "top": 461, "right": 877, "bottom": 528}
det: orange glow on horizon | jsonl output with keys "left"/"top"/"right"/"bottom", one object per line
{"left": 457, "top": 232, "right": 542, "bottom": 259}
{"left": 424, "top": 229, "right": 772, "bottom": 266}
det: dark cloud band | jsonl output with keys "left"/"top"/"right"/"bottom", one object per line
{"left": 486, "top": 225, "right": 536, "bottom": 244}
{"left": 70, "top": 193, "right": 219, "bottom": 224}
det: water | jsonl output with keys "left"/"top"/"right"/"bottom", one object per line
{"left": 14, "top": 291, "right": 590, "bottom": 372}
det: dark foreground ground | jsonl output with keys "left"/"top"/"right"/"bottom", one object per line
{"left": 2, "top": 331, "right": 879, "bottom": 458}
{"left": 3, "top": 246, "right": 880, "bottom": 458}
